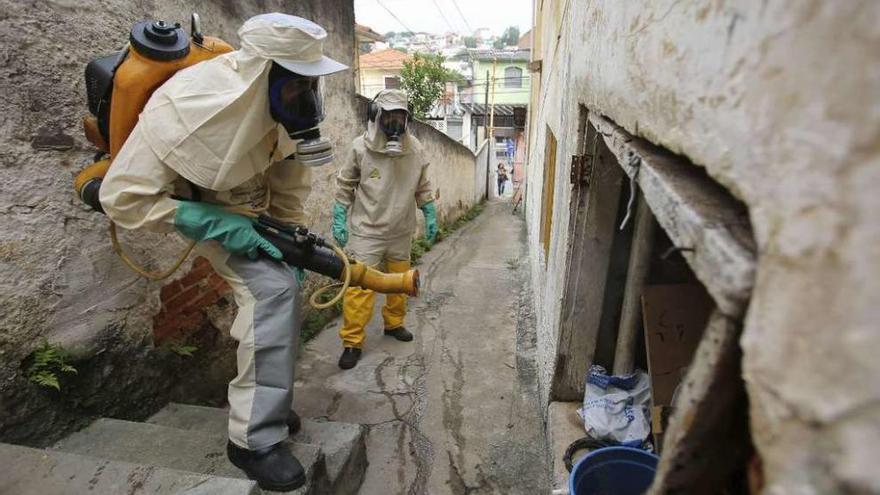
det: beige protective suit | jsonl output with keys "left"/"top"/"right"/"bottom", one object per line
{"left": 335, "top": 90, "right": 434, "bottom": 348}
{"left": 100, "top": 14, "right": 344, "bottom": 451}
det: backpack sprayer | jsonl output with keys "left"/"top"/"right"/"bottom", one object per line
{"left": 74, "top": 14, "right": 419, "bottom": 307}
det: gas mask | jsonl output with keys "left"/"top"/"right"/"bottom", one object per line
{"left": 379, "top": 109, "right": 408, "bottom": 156}
{"left": 268, "top": 63, "right": 334, "bottom": 166}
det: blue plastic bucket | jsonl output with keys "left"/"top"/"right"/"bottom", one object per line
{"left": 568, "top": 446, "right": 659, "bottom": 495}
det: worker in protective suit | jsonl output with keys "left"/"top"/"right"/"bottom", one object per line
{"left": 99, "top": 14, "right": 347, "bottom": 492}
{"left": 332, "top": 89, "right": 438, "bottom": 369}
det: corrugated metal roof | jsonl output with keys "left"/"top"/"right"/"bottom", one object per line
{"left": 426, "top": 100, "right": 466, "bottom": 119}
{"left": 471, "top": 49, "right": 531, "bottom": 62}
{"left": 460, "top": 103, "right": 527, "bottom": 116}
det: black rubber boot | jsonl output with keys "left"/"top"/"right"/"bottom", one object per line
{"left": 286, "top": 409, "right": 301, "bottom": 436}
{"left": 384, "top": 327, "right": 414, "bottom": 342}
{"left": 227, "top": 441, "right": 306, "bottom": 491}
{"left": 338, "top": 347, "right": 362, "bottom": 369}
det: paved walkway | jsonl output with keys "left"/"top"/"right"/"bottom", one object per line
{"left": 294, "top": 200, "right": 549, "bottom": 495}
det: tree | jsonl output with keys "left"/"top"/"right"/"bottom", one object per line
{"left": 493, "top": 38, "right": 505, "bottom": 49}
{"left": 384, "top": 31, "right": 396, "bottom": 39}
{"left": 462, "top": 36, "right": 477, "bottom": 48}
{"left": 501, "top": 26, "right": 520, "bottom": 47}
{"left": 399, "top": 53, "right": 456, "bottom": 119}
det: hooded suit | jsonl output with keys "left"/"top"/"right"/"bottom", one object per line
{"left": 334, "top": 90, "right": 434, "bottom": 348}
{"left": 100, "top": 14, "right": 346, "bottom": 450}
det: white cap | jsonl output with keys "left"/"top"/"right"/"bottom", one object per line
{"left": 375, "top": 89, "right": 409, "bottom": 112}
{"left": 239, "top": 13, "right": 349, "bottom": 76}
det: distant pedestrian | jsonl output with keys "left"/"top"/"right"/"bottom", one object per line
{"left": 497, "top": 163, "right": 508, "bottom": 196}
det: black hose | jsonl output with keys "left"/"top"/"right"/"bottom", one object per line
{"left": 563, "top": 437, "right": 617, "bottom": 473}
{"left": 253, "top": 217, "right": 345, "bottom": 279}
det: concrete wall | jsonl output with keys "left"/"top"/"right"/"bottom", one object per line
{"left": 0, "top": 0, "right": 358, "bottom": 444}
{"left": 525, "top": 0, "right": 880, "bottom": 492}
{"left": 408, "top": 120, "right": 482, "bottom": 224}
{"left": 474, "top": 140, "right": 490, "bottom": 203}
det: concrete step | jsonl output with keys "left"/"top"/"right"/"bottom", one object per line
{"left": 548, "top": 401, "right": 586, "bottom": 493}
{"left": 148, "top": 403, "right": 368, "bottom": 495}
{"left": 52, "top": 418, "right": 325, "bottom": 494}
{"left": 0, "top": 442, "right": 259, "bottom": 495}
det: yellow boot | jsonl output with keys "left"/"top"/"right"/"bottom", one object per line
{"left": 382, "top": 260, "right": 413, "bottom": 341}
{"left": 340, "top": 285, "right": 375, "bottom": 349}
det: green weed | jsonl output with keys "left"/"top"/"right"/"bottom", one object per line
{"left": 166, "top": 341, "right": 199, "bottom": 358}
{"left": 26, "top": 340, "right": 77, "bottom": 391}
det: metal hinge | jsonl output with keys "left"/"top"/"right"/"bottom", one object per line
{"left": 569, "top": 153, "right": 593, "bottom": 186}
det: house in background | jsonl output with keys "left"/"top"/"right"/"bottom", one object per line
{"left": 460, "top": 50, "right": 530, "bottom": 189}
{"left": 460, "top": 103, "right": 527, "bottom": 197}
{"left": 420, "top": 46, "right": 531, "bottom": 195}
{"left": 423, "top": 85, "right": 466, "bottom": 143}
{"left": 356, "top": 48, "right": 410, "bottom": 99}
{"left": 517, "top": 29, "right": 532, "bottom": 50}
{"left": 462, "top": 49, "right": 531, "bottom": 105}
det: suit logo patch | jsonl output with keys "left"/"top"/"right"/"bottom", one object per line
{"left": 368, "top": 168, "right": 381, "bottom": 180}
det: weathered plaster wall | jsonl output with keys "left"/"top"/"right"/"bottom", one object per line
{"left": 525, "top": 0, "right": 575, "bottom": 414}
{"left": 409, "top": 120, "right": 481, "bottom": 224}
{"left": 474, "top": 140, "right": 490, "bottom": 203}
{"left": 525, "top": 1, "right": 880, "bottom": 492}
{"left": 0, "top": 0, "right": 358, "bottom": 444}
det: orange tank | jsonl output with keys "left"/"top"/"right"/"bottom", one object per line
{"left": 108, "top": 35, "right": 233, "bottom": 157}
{"left": 76, "top": 19, "right": 233, "bottom": 210}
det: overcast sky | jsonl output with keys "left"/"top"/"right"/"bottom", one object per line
{"left": 354, "top": 0, "right": 532, "bottom": 37}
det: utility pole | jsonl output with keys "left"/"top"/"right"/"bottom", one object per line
{"left": 488, "top": 55, "right": 498, "bottom": 197}
{"left": 488, "top": 54, "right": 497, "bottom": 144}
{"left": 484, "top": 69, "right": 490, "bottom": 199}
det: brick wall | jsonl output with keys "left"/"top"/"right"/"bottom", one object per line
{"left": 153, "top": 258, "right": 231, "bottom": 342}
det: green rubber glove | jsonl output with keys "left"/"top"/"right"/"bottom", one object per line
{"left": 331, "top": 201, "right": 349, "bottom": 247}
{"left": 421, "top": 201, "right": 438, "bottom": 245}
{"left": 174, "top": 201, "right": 282, "bottom": 260}
{"left": 294, "top": 267, "right": 305, "bottom": 285}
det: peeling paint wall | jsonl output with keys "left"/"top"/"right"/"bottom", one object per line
{"left": 526, "top": 0, "right": 880, "bottom": 492}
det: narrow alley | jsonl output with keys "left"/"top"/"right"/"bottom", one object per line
{"left": 2, "top": 1, "right": 878, "bottom": 494}
{"left": 295, "top": 200, "right": 549, "bottom": 494}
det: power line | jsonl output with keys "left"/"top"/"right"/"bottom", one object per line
{"left": 430, "top": 0, "right": 459, "bottom": 34}
{"left": 449, "top": 0, "right": 473, "bottom": 33}
{"left": 374, "top": 0, "right": 416, "bottom": 35}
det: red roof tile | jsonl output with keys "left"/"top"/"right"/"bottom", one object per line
{"left": 360, "top": 49, "right": 410, "bottom": 70}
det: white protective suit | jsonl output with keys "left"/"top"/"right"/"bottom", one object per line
{"left": 334, "top": 90, "right": 434, "bottom": 348}
{"left": 100, "top": 13, "right": 347, "bottom": 450}
{"left": 335, "top": 90, "right": 435, "bottom": 240}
